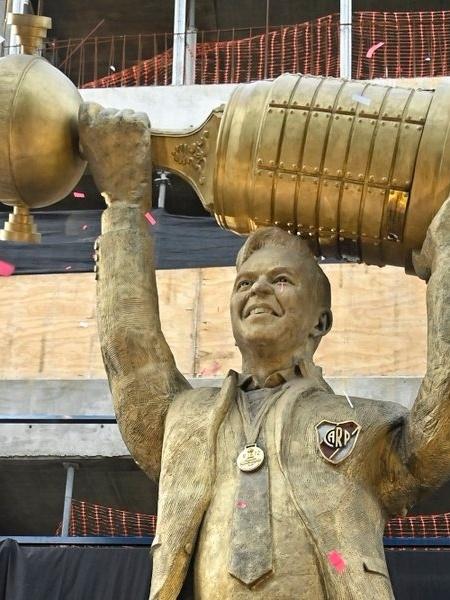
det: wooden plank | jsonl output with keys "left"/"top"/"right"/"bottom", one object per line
{"left": 0, "top": 270, "right": 198, "bottom": 379}
{"left": 0, "top": 264, "right": 427, "bottom": 380}
{"left": 316, "top": 264, "right": 427, "bottom": 377}
{"left": 195, "top": 267, "right": 237, "bottom": 377}
{"left": 157, "top": 268, "right": 199, "bottom": 376}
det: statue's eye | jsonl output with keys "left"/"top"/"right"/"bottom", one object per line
{"left": 274, "top": 276, "right": 290, "bottom": 285}
{"left": 237, "top": 280, "right": 251, "bottom": 290}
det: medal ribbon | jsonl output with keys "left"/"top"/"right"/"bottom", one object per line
{"left": 228, "top": 387, "right": 284, "bottom": 586}
{"left": 236, "top": 387, "right": 284, "bottom": 447}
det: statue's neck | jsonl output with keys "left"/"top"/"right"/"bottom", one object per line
{"left": 240, "top": 348, "right": 326, "bottom": 389}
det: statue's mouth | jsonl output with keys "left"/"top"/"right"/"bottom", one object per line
{"left": 243, "top": 303, "right": 281, "bottom": 318}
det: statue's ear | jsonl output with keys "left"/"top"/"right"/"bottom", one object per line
{"left": 311, "top": 309, "right": 333, "bottom": 339}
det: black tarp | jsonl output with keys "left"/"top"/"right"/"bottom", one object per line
{"left": 386, "top": 548, "right": 450, "bottom": 599}
{"left": 0, "top": 539, "right": 151, "bottom": 600}
{"left": 0, "top": 209, "right": 245, "bottom": 275}
{"left": 1, "top": 540, "right": 450, "bottom": 600}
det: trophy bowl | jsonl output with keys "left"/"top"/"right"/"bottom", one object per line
{"left": 0, "top": 53, "right": 86, "bottom": 242}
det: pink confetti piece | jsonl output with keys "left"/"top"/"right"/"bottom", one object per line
{"left": 0, "top": 260, "right": 15, "bottom": 277}
{"left": 73, "top": 191, "right": 86, "bottom": 199}
{"left": 366, "top": 41, "right": 384, "bottom": 59}
{"left": 82, "top": 224, "right": 88, "bottom": 230}
{"left": 236, "top": 500, "right": 247, "bottom": 509}
{"left": 198, "top": 360, "right": 221, "bottom": 377}
{"left": 145, "top": 211, "right": 156, "bottom": 225}
{"left": 65, "top": 265, "right": 72, "bottom": 271}
{"left": 209, "top": 360, "right": 221, "bottom": 375}
{"left": 327, "top": 550, "right": 346, "bottom": 573}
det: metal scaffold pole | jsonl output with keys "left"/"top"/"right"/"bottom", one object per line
{"left": 172, "top": 0, "right": 187, "bottom": 85}
{"left": 0, "top": 1, "right": 6, "bottom": 55}
{"left": 61, "top": 462, "right": 78, "bottom": 537}
{"left": 339, "top": 0, "right": 352, "bottom": 79}
{"left": 185, "top": 0, "right": 196, "bottom": 85}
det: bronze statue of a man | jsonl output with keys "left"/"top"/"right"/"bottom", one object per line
{"left": 80, "top": 102, "right": 450, "bottom": 600}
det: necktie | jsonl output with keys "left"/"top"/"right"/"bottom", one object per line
{"left": 228, "top": 388, "right": 282, "bottom": 587}
{"left": 228, "top": 448, "right": 273, "bottom": 586}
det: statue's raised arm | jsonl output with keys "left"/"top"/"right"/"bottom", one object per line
{"left": 382, "top": 198, "right": 450, "bottom": 509}
{"left": 79, "top": 103, "right": 191, "bottom": 482}
{"left": 407, "top": 198, "right": 450, "bottom": 484}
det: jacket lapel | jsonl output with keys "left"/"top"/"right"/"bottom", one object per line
{"left": 274, "top": 383, "right": 393, "bottom": 599}
{"left": 273, "top": 381, "right": 349, "bottom": 598}
{"left": 150, "top": 373, "right": 237, "bottom": 599}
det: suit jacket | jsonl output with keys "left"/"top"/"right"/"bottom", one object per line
{"left": 95, "top": 205, "right": 450, "bottom": 600}
{"left": 150, "top": 372, "right": 414, "bottom": 600}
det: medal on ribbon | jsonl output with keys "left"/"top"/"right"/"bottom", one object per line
{"left": 237, "top": 443, "right": 265, "bottom": 472}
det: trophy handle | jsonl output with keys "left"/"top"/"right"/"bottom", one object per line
{"left": 151, "top": 106, "right": 223, "bottom": 214}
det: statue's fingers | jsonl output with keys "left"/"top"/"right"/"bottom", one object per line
{"left": 424, "top": 197, "right": 450, "bottom": 240}
{"left": 438, "top": 196, "right": 450, "bottom": 217}
{"left": 127, "top": 111, "right": 151, "bottom": 128}
{"left": 78, "top": 102, "right": 104, "bottom": 128}
{"left": 118, "top": 109, "right": 136, "bottom": 120}
{"left": 133, "top": 112, "right": 151, "bottom": 128}
{"left": 412, "top": 250, "right": 431, "bottom": 281}
{"left": 97, "top": 107, "right": 121, "bottom": 125}
{"left": 78, "top": 103, "right": 105, "bottom": 158}
{"left": 120, "top": 109, "right": 151, "bottom": 130}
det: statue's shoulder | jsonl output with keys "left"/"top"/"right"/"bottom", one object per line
{"left": 169, "top": 385, "right": 221, "bottom": 416}
{"left": 336, "top": 393, "right": 408, "bottom": 423}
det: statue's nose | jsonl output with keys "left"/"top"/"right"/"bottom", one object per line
{"left": 250, "top": 278, "right": 272, "bottom": 296}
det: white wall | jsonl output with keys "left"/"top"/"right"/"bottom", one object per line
{"left": 0, "top": 377, "right": 421, "bottom": 458}
{"left": 80, "top": 83, "right": 237, "bottom": 132}
{"left": 80, "top": 77, "right": 450, "bottom": 132}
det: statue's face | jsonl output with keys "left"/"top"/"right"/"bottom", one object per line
{"left": 230, "top": 245, "right": 322, "bottom": 355}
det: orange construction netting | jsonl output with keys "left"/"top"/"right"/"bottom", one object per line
{"left": 56, "top": 499, "right": 157, "bottom": 537}
{"left": 57, "top": 499, "right": 450, "bottom": 540}
{"left": 82, "top": 15, "right": 339, "bottom": 88}
{"left": 353, "top": 11, "right": 450, "bottom": 79}
{"left": 76, "top": 10, "right": 450, "bottom": 88}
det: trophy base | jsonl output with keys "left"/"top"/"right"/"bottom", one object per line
{"left": 0, "top": 205, "right": 41, "bottom": 244}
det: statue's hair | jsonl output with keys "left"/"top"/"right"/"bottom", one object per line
{"left": 236, "top": 227, "right": 331, "bottom": 310}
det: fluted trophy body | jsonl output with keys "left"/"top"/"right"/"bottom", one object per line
{"left": 210, "top": 74, "right": 450, "bottom": 269}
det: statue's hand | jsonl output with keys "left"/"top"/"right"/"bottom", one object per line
{"left": 413, "top": 197, "right": 450, "bottom": 281}
{"left": 78, "top": 102, "right": 151, "bottom": 208}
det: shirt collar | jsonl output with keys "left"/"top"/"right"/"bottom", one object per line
{"left": 237, "top": 364, "right": 301, "bottom": 391}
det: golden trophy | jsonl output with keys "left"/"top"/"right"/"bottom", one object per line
{"left": 152, "top": 74, "right": 450, "bottom": 271}
{"left": 0, "top": 13, "right": 449, "bottom": 271}
{"left": 0, "top": 14, "right": 86, "bottom": 243}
